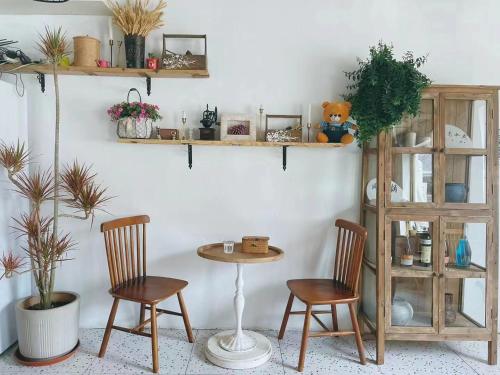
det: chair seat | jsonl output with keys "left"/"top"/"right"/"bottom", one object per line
{"left": 287, "top": 279, "right": 358, "bottom": 304}
{"left": 110, "top": 276, "right": 188, "bottom": 304}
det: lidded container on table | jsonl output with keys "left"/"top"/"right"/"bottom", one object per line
{"left": 241, "top": 236, "right": 269, "bottom": 254}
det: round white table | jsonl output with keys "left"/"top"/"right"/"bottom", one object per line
{"left": 197, "top": 242, "right": 284, "bottom": 369}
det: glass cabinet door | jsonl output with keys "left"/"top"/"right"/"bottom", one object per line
{"left": 385, "top": 216, "right": 439, "bottom": 333}
{"left": 388, "top": 95, "right": 437, "bottom": 207}
{"left": 441, "top": 94, "right": 493, "bottom": 208}
{"left": 439, "top": 217, "right": 491, "bottom": 333}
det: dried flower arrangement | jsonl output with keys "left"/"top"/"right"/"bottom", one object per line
{"left": 106, "top": 0, "right": 166, "bottom": 37}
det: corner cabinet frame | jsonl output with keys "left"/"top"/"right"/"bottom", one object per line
{"left": 359, "top": 85, "right": 499, "bottom": 365}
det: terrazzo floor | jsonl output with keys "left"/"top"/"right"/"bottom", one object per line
{"left": 0, "top": 329, "right": 498, "bottom": 374}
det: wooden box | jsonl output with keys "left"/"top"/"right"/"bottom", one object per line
{"left": 241, "top": 236, "right": 269, "bottom": 254}
{"left": 161, "top": 34, "right": 207, "bottom": 70}
{"left": 159, "top": 129, "right": 178, "bottom": 140}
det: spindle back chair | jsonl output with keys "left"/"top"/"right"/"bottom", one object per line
{"left": 278, "top": 219, "right": 368, "bottom": 372}
{"left": 99, "top": 215, "right": 194, "bottom": 374}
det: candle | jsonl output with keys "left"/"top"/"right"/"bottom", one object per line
{"left": 108, "top": 17, "right": 114, "bottom": 41}
{"left": 307, "top": 104, "right": 311, "bottom": 124}
{"left": 182, "top": 111, "right": 187, "bottom": 121}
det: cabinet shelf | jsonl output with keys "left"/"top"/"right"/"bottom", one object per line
{"left": 444, "top": 263, "right": 486, "bottom": 278}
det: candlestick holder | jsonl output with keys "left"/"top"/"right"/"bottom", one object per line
{"left": 116, "top": 41, "right": 123, "bottom": 68}
{"left": 259, "top": 105, "right": 264, "bottom": 141}
{"left": 109, "top": 39, "right": 114, "bottom": 67}
{"left": 307, "top": 122, "right": 312, "bottom": 142}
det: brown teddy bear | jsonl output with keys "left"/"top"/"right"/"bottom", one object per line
{"left": 316, "top": 101, "right": 357, "bottom": 144}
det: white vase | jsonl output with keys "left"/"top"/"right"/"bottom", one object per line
{"left": 15, "top": 292, "right": 80, "bottom": 359}
{"left": 391, "top": 297, "right": 414, "bottom": 326}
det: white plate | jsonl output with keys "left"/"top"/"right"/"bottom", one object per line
{"left": 445, "top": 124, "right": 473, "bottom": 148}
{"left": 366, "top": 178, "right": 406, "bottom": 202}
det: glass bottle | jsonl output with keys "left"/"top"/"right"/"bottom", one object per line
{"left": 419, "top": 231, "right": 432, "bottom": 267}
{"left": 455, "top": 236, "right": 471, "bottom": 268}
{"left": 445, "top": 293, "right": 457, "bottom": 324}
{"left": 400, "top": 236, "right": 414, "bottom": 267}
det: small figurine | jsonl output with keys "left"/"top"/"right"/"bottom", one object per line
{"left": 317, "top": 101, "right": 358, "bottom": 144}
{"left": 199, "top": 104, "right": 218, "bottom": 140}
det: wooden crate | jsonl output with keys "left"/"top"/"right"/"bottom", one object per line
{"left": 241, "top": 236, "right": 269, "bottom": 254}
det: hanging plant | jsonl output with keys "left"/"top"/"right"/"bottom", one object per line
{"left": 344, "top": 42, "right": 431, "bottom": 145}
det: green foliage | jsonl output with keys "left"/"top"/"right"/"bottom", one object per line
{"left": 344, "top": 42, "right": 431, "bottom": 145}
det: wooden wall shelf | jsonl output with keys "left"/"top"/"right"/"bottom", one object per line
{"left": 118, "top": 139, "right": 343, "bottom": 148}
{"left": 118, "top": 139, "right": 345, "bottom": 170}
{"left": 0, "top": 64, "right": 209, "bottom": 95}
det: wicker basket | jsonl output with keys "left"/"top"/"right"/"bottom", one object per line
{"left": 241, "top": 236, "right": 269, "bottom": 254}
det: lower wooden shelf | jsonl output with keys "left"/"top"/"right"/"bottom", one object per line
{"left": 117, "top": 138, "right": 345, "bottom": 148}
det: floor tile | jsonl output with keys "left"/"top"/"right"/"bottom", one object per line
{"left": 186, "top": 329, "right": 284, "bottom": 375}
{"left": 279, "top": 330, "right": 381, "bottom": 374}
{"left": 446, "top": 340, "right": 499, "bottom": 375}
{"left": 85, "top": 328, "right": 196, "bottom": 375}
{"left": 0, "top": 329, "right": 96, "bottom": 374}
{"left": 377, "top": 341, "right": 478, "bottom": 375}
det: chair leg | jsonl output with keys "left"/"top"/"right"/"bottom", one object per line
{"left": 99, "top": 298, "right": 120, "bottom": 358}
{"left": 150, "top": 304, "right": 159, "bottom": 373}
{"left": 331, "top": 304, "right": 339, "bottom": 331}
{"left": 177, "top": 292, "right": 194, "bottom": 343}
{"left": 348, "top": 302, "right": 366, "bottom": 365}
{"left": 278, "top": 292, "right": 294, "bottom": 339}
{"left": 298, "top": 304, "right": 312, "bottom": 372}
{"left": 138, "top": 303, "right": 146, "bottom": 333}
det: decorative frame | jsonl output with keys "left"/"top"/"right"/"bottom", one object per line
{"left": 265, "top": 115, "right": 302, "bottom": 143}
{"left": 220, "top": 114, "right": 257, "bottom": 141}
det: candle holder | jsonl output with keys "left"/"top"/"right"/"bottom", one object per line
{"left": 109, "top": 39, "right": 114, "bottom": 67}
{"left": 307, "top": 122, "right": 312, "bottom": 142}
{"left": 116, "top": 41, "right": 123, "bottom": 68}
{"left": 259, "top": 105, "right": 264, "bottom": 141}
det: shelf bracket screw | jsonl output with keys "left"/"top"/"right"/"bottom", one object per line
{"left": 146, "top": 77, "right": 151, "bottom": 96}
{"left": 36, "top": 73, "right": 45, "bottom": 93}
{"left": 188, "top": 144, "right": 193, "bottom": 169}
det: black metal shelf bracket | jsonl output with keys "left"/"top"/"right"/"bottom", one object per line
{"left": 146, "top": 77, "right": 151, "bottom": 96}
{"left": 188, "top": 144, "right": 193, "bottom": 169}
{"left": 282, "top": 146, "right": 288, "bottom": 171}
{"left": 36, "top": 73, "right": 45, "bottom": 93}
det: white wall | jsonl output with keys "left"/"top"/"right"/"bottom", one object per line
{"left": 0, "top": 81, "right": 30, "bottom": 352}
{"left": 0, "top": 0, "right": 499, "bottom": 330}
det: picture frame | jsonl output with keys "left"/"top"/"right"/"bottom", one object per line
{"left": 220, "top": 114, "right": 257, "bottom": 141}
{"left": 265, "top": 115, "right": 302, "bottom": 143}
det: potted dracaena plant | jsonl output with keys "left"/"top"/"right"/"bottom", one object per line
{"left": 344, "top": 42, "right": 431, "bottom": 145}
{"left": 0, "top": 27, "right": 110, "bottom": 364}
{"left": 106, "top": 0, "right": 166, "bottom": 68}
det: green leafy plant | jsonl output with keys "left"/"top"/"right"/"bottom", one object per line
{"left": 0, "top": 27, "right": 110, "bottom": 310}
{"left": 344, "top": 42, "right": 431, "bottom": 145}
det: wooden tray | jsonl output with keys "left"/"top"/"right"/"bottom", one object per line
{"left": 197, "top": 243, "right": 283, "bottom": 264}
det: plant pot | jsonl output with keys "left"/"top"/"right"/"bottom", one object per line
{"left": 124, "top": 34, "right": 145, "bottom": 68}
{"left": 445, "top": 183, "right": 467, "bottom": 203}
{"left": 117, "top": 117, "right": 153, "bottom": 139}
{"left": 15, "top": 292, "right": 80, "bottom": 360}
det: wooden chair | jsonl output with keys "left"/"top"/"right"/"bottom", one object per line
{"left": 278, "top": 219, "right": 368, "bottom": 372}
{"left": 98, "top": 215, "right": 194, "bottom": 373}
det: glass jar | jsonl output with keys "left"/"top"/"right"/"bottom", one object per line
{"left": 455, "top": 236, "right": 472, "bottom": 268}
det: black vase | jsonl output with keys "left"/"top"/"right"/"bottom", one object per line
{"left": 124, "top": 35, "right": 145, "bottom": 68}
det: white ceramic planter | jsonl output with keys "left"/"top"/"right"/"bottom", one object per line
{"left": 15, "top": 292, "right": 80, "bottom": 360}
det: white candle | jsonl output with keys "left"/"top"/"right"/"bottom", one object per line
{"left": 108, "top": 17, "right": 113, "bottom": 41}
{"left": 307, "top": 104, "right": 311, "bottom": 124}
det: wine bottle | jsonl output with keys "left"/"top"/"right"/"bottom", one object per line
{"left": 420, "top": 232, "right": 432, "bottom": 267}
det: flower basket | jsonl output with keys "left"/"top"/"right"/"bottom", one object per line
{"left": 108, "top": 88, "right": 161, "bottom": 139}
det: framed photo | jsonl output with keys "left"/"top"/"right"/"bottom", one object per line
{"left": 265, "top": 115, "right": 302, "bottom": 142}
{"left": 220, "top": 114, "right": 257, "bottom": 141}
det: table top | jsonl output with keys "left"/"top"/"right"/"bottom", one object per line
{"left": 197, "top": 243, "right": 284, "bottom": 264}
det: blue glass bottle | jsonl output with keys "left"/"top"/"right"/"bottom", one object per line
{"left": 455, "top": 236, "right": 471, "bottom": 268}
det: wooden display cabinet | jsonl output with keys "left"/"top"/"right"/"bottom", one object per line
{"left": 359, "top": 85, "right": 499, "bottom": 364}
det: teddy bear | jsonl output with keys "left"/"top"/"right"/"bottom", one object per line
{"left": 316, "top": 101, "right": 357, "bottom": 144}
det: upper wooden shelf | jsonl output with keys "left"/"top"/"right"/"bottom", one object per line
{"left": 0, "top": 0, "right": 112, "bottom": 16}
{"left": 118, "top": 139, "right": 345, "bottom": 148}
{"left": 0, "top": 64, "right": 209, "bottom": 78}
